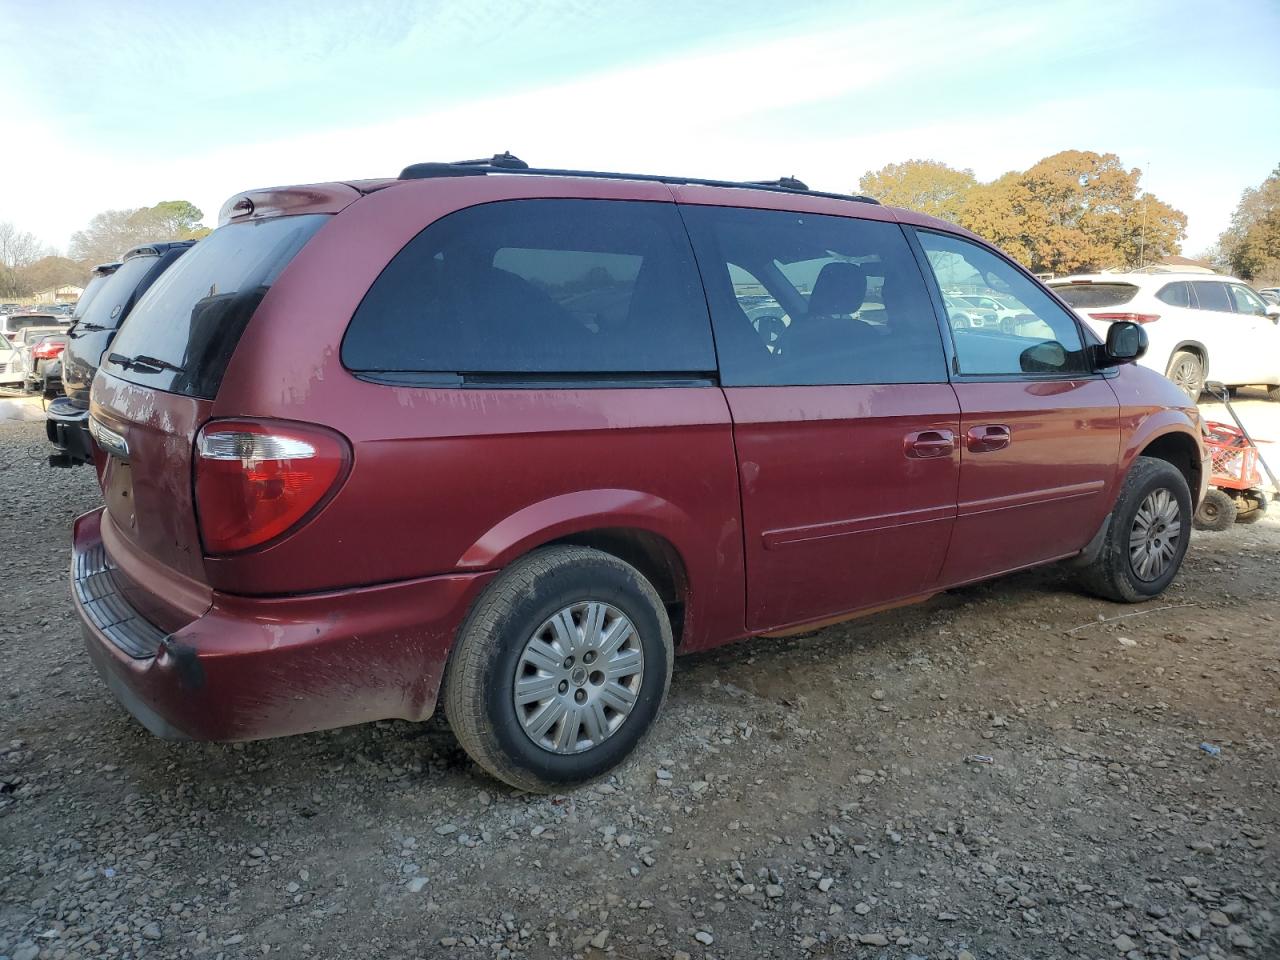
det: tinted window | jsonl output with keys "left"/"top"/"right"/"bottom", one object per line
{"left": 107, "top": 215, "right": 327, "bottom": 399}
{"left": 70, "top": 271, "right": 115, "bottom": 321}
{"left": 1191, "top": 281, "right": 1231, "bottom": 312}
{"left": 1227, "top": 283, "right": 1268, "bottom": 316}
{"left": 344, "top": 200, "right": 714, "bottom": 378}
{"left": 1050, "top": 282, "right": 1139, "bottom": 308}
{"left": 681, "top": 205, "right": 945, "bottom": 386}
{"left": 75, "top": 255, "right": 158, "bottom": 331}
{"left": 918, "top": 231, "right": 1088, "bottom": 376}
{"left": 1156, "top": 281, "right": 1191, "bottom": 308}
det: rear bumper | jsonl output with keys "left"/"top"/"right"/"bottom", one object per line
{"left": 72, "top": 508, "right": 494, "bottom": 741}
{"left": 46, "top": 398, "right": 93, "bottom": 464}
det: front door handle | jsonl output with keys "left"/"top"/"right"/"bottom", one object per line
{"left": 904, "top": 429, "right": 955, "bottom": 459}
{"left": 966, "top": 424, "right": 1011, "bottom": 452}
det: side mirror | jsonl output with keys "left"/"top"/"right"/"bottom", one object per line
{"left": 1266, "top": 305, "right": 1280, "bottom": 322}
{"left": 1020, "top": 340, "right": 1068, "bottom": 373}
{"left": 1099, "top": 320, "right": 1148, "bottom": 366}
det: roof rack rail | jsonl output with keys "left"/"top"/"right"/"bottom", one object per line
{"left": 397, "top": 155, "right": 879, "bottom": 205}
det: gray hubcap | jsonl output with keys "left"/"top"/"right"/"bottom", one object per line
{"left": 513, "top": 601, "right": 643, "bottom": 754}
{"left": 1129, "top": 488, "right": 1182, "bottom": 581}
{"left": 1169, "top": 358, "right": 1200, "bottom": 397}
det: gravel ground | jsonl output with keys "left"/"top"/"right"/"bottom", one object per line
{"left": 1, "top": 401, "right": 1277, "bottom": 960}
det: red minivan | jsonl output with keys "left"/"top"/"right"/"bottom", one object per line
{"left": 73, "top": 155, "right": 1207, "bottom": 791}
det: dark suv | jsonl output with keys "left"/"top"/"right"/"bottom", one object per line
{"left": 71, "top": 155, "right": 1206, "bottom": 792}
{"left": 47, "top": 242, "right": 193, "bottom": 466}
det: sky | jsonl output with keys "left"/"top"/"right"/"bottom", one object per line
{"left": 1, "top": 0, "right": 1278, "bottom": 259}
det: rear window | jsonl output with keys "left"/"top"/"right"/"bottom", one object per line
{"left": 75, "top": 255, "right": 158, "bottom": 331}
{"left": 6, "top": 316, "right": 58, "bottom": 335}
{"left": 106, "top": 215, "right": 328, "bottom": 399}
{"left": 71, "top": 272, "right": 115, "bottom": 321}
{"left": 342, "top": 199, "right": 715, "bottom": 380}
{"left": 1049, "top": 282, "right": 1139, "bottom": 308}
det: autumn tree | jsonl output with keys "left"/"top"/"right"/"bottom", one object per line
{"left": 1218, "top": 165, "right": 1280, "bottom": 285}
{"left": 69, "top": 200, "right": 209, "bottom": 266}
{"left": 21, "top": 255, "right": 88, "bottom": 295}
{"left": 857, "top": 160, "right": 977, "bottom": 221}
{"left": 856, "top": 150, "right": 1186, "bottom": 275}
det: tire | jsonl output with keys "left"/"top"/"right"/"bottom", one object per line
{"left": 1165, "top": 350, "right": 1205, "bottom": 401}
{"left": 1193, "top": 488, "right": 1237, "bottom": 532}
{"left": 1078, "top": 456, "right": 1193, "bottom": 603}
{"left": 1236, "top": 491, "right": 1268, "bottom": 525}
{"left": 443, "top": 546, "right": 673, "bottom": 793}
{"left": 1266, "top": 384, "right": 1280, "bottom": 402}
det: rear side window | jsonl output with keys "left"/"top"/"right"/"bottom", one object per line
{"left": 1156, "top": 282, "right": 1191, "bottom": 307}
{"left": 107, "top": 215, "right": 327, "bottom": 399}
{"left": 680, "top": 205, "right": 946, "bottom": 386}
{"left": 1190, "top": 281, "right": 1231, "bottom": 312}
{"left": 343, "top": 200, "right": 714, "bottom": 380}
{"left": 1049, "top": 282, "right": 1139, "bottom": 308}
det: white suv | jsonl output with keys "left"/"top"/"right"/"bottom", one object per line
{"left": 1049, "top": 273, "right": 1280, "bottom": 400}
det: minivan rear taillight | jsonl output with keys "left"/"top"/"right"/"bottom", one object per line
{"left": 1088, "top": 312, "right": 1160, "bottom": 324}
{"left": 194, "top": 420, "right": 350, "bottom": 554}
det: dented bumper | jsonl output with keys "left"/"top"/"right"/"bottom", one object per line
{"left": 72, "top": 508, "right": 494, "bottom": 741}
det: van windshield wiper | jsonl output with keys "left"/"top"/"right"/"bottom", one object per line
{"left": 107, "top": 352, "right": 185, "bottom": 374}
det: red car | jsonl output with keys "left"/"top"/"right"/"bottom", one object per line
{"left": 73, "top": 155, "right": 1207, "bottom": 792}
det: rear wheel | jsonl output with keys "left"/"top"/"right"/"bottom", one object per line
{"left": 1193, "top": 488, "right": 1237, "bottom": 531}
{"left": 1078, "top": 456, "right": 1192, "bottom": 603}
{"left": 1166, "top": 351, "right": 1205, "bottom": 400}
{"left": 443, "top": 546, "right": 673, "bottom": 793}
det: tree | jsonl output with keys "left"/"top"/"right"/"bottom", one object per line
{"left": 857, "top": 160, "right": 977, "bottom": 221}
{"left": 69, "top": 200, "right": 209, "bottom": 266}
{"left": 0, "top": 221, "right": 46, "bottom": 297}
{"left": 21, "top": 255, "right": 88, "bottom": 296}
{"left": 944, "top": 150, "right": 1185, "bottom": 274}
{"left": 1218, "top": 165, "right": 1280, "bottom": 285}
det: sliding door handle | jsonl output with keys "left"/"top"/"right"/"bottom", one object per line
{"left": 966, "top": 424, "right": 1011, "bottom": 452}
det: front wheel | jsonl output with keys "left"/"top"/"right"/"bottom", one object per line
{"left": 443, "top": 546, "right": 673, "bottom": 793}
{"left": 1078, "top": 456, "right": 1192, "bottom": 603}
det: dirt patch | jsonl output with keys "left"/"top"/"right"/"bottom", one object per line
{"left": 1, "top": 415, "right": 1276, "bottom": 959}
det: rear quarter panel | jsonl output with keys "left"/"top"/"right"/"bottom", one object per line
{"left": 208, "top": 177, "right": 748, "bottom": 650}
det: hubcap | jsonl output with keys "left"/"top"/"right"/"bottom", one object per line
{"left": 1170, "top": 359, "right": 1200, "bottom": 397}
{"left": 513, "top": 601, "right": 643, "bottom": 755}
{"left": 1129, "top": 488, "right": 1182, "bottom": 581}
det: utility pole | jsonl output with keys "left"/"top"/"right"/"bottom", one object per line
{"left": 1138, "top": 161, "right": 1150, "bottom": 269}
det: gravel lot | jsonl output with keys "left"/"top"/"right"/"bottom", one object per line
{"left": 1, "top": 398, "right": 1277, "bottom": 960}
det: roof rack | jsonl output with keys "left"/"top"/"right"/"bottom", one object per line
{"left": 397, "top": 153, "right": 880, "bottom": 205}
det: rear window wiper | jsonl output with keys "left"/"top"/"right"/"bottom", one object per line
{"left": 107, "top": 352, "right": 185, "bottom": 374}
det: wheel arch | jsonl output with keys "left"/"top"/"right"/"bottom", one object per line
{"left": 455, "top": 490, "right": 700, "bottom": 647}
{"left": 1135, "top": 428, "right": 1203, "bottom": 506}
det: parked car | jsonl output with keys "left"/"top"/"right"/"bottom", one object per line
{"left": 0, "top": 335, "right": 22, "bottom": 387}
{"left": 72, "top": 156, "right": 1206, "bottom": 793}
{"left": 16, "top": 327, "right": 66, "bottom": 392}
{"left": 28, "top": 333, "right": 68, "bottom": 394}
{"left": 1, "top": 311, "right": 63, "bottom": 344}
{"left": 1259, "top": 288, "right": 1280, "bottom": 306}
{"left": 46, "top": 243, "right": 192, "bottom": 466}
{"left": 1049, "top": 273, "right": 1280, "bottom": 400}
